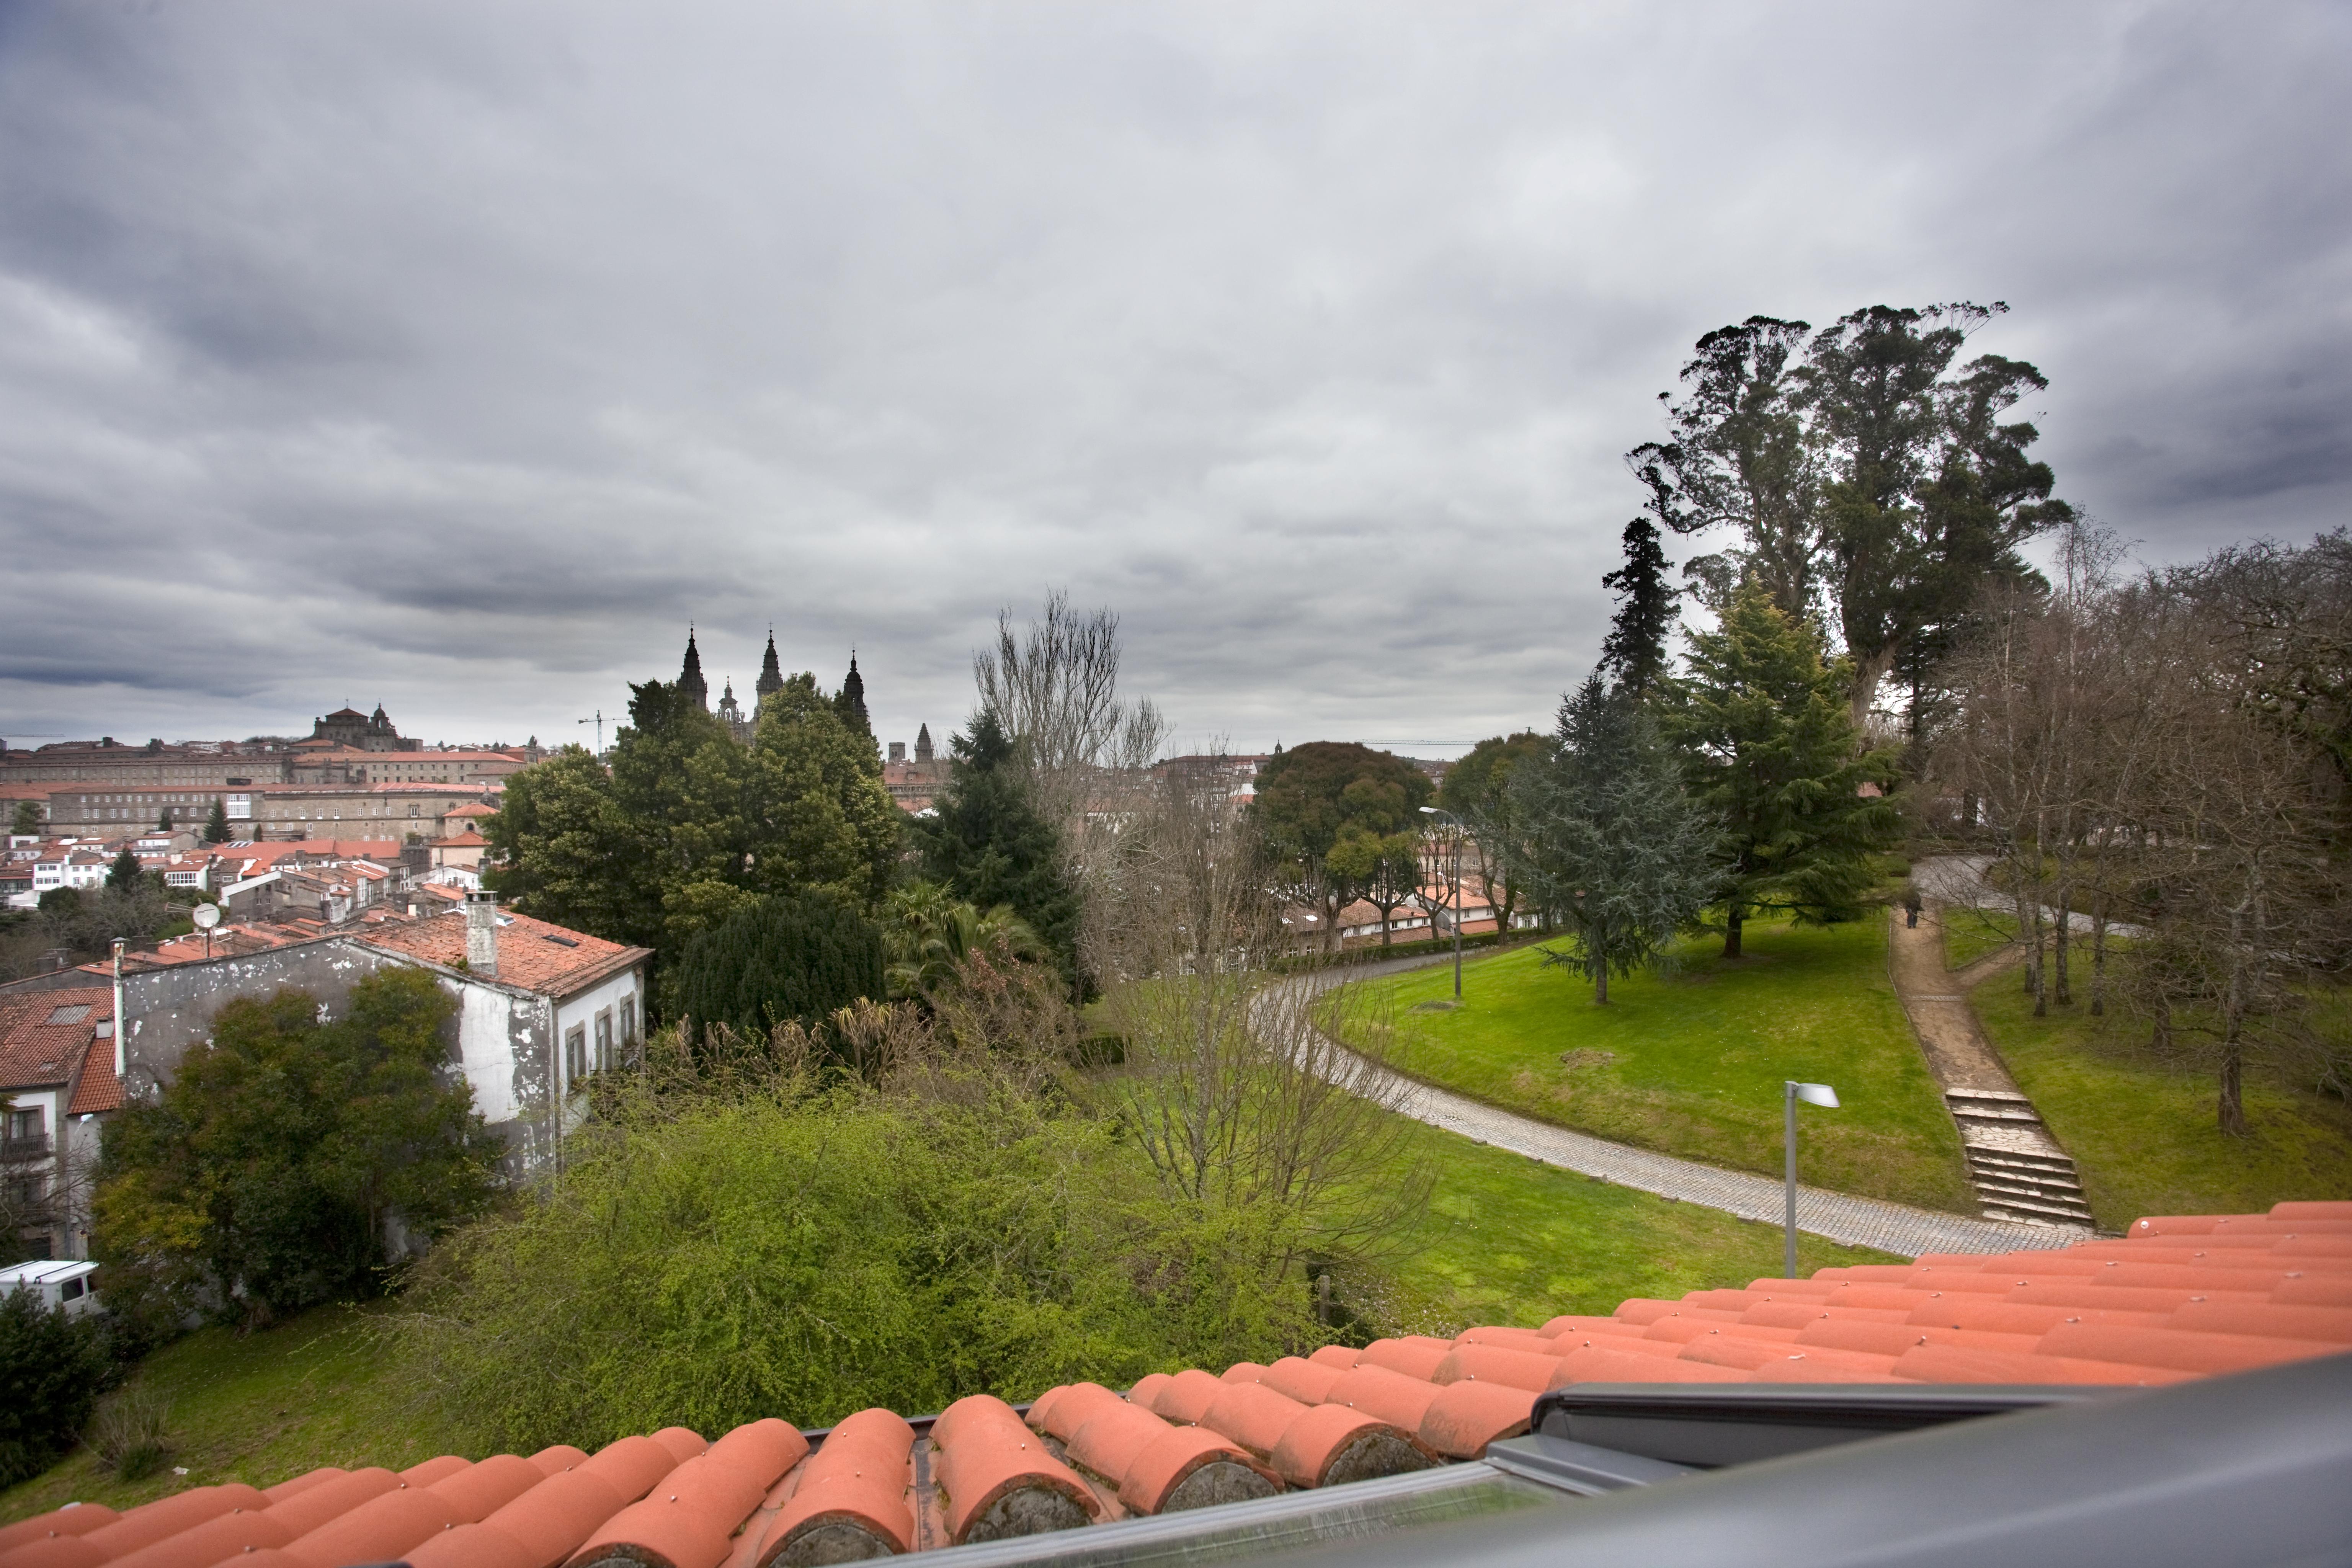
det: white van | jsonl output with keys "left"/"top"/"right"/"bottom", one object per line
{"left": 0, "top": 1259, "right": 100, "bottom": 1318}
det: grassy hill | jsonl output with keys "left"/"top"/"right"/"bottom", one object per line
{"left": 1337, "top": 916, "right": 1978, "bottom": 1214}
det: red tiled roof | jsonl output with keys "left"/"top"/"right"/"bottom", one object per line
{"left": 437, "top": 831, "right": 488, "bottom": 848}
{"left": 0, "top": 987, "right": 111, "bottom": 1090}
{"left": 357, "top": 908, "right": 647, "bottom": 998}
{"left": 67, "top": 1034, "right": 121, "bottom": 1114}
{"left": 1, "top": 1203, "right": 2343, "bottom": 1563}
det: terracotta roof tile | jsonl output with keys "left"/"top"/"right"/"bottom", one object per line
{"left": 9, "top": 1201, "right": 2352, "bottom": 1563}
{"left": 0, "top": 987, "right": 110, "bottom": 1091}
{"left": 356, "top": 908, "right": 649, "bottom": 998}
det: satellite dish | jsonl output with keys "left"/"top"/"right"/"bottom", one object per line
{"left": 192, "top": 903, "right": 221, "bottom": 929}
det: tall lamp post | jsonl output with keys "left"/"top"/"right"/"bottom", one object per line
{"left": 1418, "top": 806, "right": 1464, "bottom": 1000}
{"left": 1783, "top": 1080, "right": 1840, "bottom": 1277}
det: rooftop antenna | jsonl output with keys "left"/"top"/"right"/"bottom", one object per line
{"left": 577, "top": 709, "right": 607, "bottom": 753}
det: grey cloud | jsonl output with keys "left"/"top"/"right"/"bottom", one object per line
{"left": 0, "top": 0, "right": 2346, "bottom": 755}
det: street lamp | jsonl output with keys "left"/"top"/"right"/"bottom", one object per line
{"left": 1783, "top": 1080, "right": 1840, "bottom": 1278}
{"left": 1418, "top": 806, "right": 1464, "bottom": 999}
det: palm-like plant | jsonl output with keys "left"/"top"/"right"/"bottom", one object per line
{"left": 881, "top": 882, "right": 1048, "bottom": 1002}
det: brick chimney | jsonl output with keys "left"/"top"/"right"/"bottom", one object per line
{"left": 465, "top": 890, "right": 500, "bottom": 978}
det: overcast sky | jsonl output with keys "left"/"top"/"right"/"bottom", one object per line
{"left": 2, "top": 2, "right": 2345, "bottom": 760}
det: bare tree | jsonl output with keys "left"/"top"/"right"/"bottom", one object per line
{"left": 974, "top": 589, "right": 1166, "bottom": 832}
{"left": 1088, "top": 756, "right": 1433, "bottom": 1293}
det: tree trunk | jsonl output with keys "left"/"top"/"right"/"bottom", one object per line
{"left": 1849, "top": 643, "right": 1901, "bottom": 735}
{"left": 2053, "top": 883, "right": 2072, "bottom": 1007}
{"left": 2089, "top": 891, "right": 2108, "bottom": 1017}
{"left": 2219, "top": 897, "right": 2250, "bottom": 1137}
{"left": 1594, "top": 960, "right": 1608, "bottom": 1004}
{"left": 2029, "top": 900, "right": 2048, "bottom": 1017}
{"left": 1723, "top": 906, "right": 1744, "bottom": 959}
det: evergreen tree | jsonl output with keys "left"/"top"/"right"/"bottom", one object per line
{"left": 94, "top": 970, "right": 494, "bottom": 1330}
{"left": 155, "top": 807, "right": 174, "bottom": 831}
{"left": 1251, "top": 741, "right": 1432, "bottom": 949}
{"left": 489, "top": 670, "right": 900, "bottom": 981}
{"left": 1597, "top": 516, "right": 1680, "bottom": 697}
{"left": 1663, "top": 580, "right": 1902, "bottom": 956}
{"left": 916, "top": 710, "right": 1082, "bottom": 984}
{"left": 672, "top": 891, "right": 887, "bottom": 1044}
{"left": 1500, "top": 676, "right": 1723, "bottom": 1001}
{"left": 203, "top": 797, "right": 232, "bottom": 844}
{"left": 9, "top": 800, "right": 39, "bottom": 836}
{"left": 106, "top": 848, "right": 142, "bottom": 893}
{"left": 1439, "top": 731, "right": 1548, "bottom": 935}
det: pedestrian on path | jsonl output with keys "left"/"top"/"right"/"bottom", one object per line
{"left": 1903, "top": 886, "right": 1923, "bottom": 928}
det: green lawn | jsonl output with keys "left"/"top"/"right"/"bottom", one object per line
{"left": 1940, "top": 908, "right": 2020, "bottom": 972}
{"left": 1973, "top": 984, "right": 2352, "bottom": 1230}
{"left": 1381, "top": 1117, "right": 1902, "bottom": 1334}
{"left": 0, "top": 1305, "right": 444, "bottom": 1525}
{"left": 1337, "top": 918, "right": 1977, "bottom": 1214}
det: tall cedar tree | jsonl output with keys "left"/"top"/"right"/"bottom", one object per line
{"left": 1663, "top": 581, "right": 1901, "bottom": 957}
{"left": 916, "top": 710, "right": 1082, "bottom": 985}
{"left": 1251, "top": 742, "right": 1432, "bottom": 949}
{"left": 1438, "top": 731, "right": 1548, "bottom": 936}
{"left": 94, "top": 969, "right": 496, "bottom": 1329}
{"left": 490, "top": 672, "right": 899, "bottom": 981}
{"left": 106, "top": 848, "right": 141, "bottom": 893}
{"left": 673, "top": 891, "right": 887, "bottom": 1045}
{"left": 1597, "top": 516, "right": 1680, "bottom": 697}
{"left": 10, "top": 800, "right": 40, "bottom": 836}
{"left": 1639, "top": 305, "right": 2070, "bottom": 728}
{"left": 1502, "top": 676, "right": 1722, "bottom": 1000}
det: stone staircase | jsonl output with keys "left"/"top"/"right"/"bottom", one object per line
{"left": 1944, "top": 1088, "right": 2096, "bottom": 1230}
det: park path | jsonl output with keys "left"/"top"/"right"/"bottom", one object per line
{"left": 1265, "top": 949, "right": 2081, "bottom": 1260}
{"left": 1892, "top": 862, "right": 2097, "bottom": 1230}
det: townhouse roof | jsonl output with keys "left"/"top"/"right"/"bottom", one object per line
{"left": 3, "top": 1200, "right": 2339, "bottom": 1566}
{"left": 443, "top": 802, "right": 498, "bottom": 819}
{"left": 0, "top": 987, "right": 111, "bottom": 1091}
{"left": 67, "top": 1035, "right": 121, "bottom": 1113}
{"left": 358, "top": 908, "right": 649, "bottom": 998}
{"left": 436, "top": 831, "right": 489, "bottom": 848}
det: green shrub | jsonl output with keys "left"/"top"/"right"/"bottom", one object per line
{"left": 395, "top": 1069, "right": 1338, "bottom": 1452}
{"left": 0, "top": 1289, "right": 111, "bottom": 1488}
{"left": 672, "top": 892, "right": 887, "bottom": 1042}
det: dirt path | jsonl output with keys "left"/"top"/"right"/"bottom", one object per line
{"left": 1888, "top": 906, "right": 2027, "bottom": 1095}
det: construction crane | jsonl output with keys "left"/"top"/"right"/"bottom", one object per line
{"left": 577, "top": 710, "right": 608, "bottom": 755}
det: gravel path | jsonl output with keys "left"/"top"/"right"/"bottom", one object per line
{"left": 1274, "top": 948, "right": 2079, "bottom": 1259}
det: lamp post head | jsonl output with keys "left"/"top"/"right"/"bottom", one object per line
{"left": 1789, "top": 1081, "right": 1840, "bottom": 1109}
{"left": 1419, "top": 805, "right": 1436, "bottom": 813}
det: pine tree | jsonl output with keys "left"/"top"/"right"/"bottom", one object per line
{"left": 916, "top": 710, "right": 1082, "bottom": 985}
{"left": 203, "top": 798, "right": 232, "bottom": 844}
{"left": 1663, "top": 580, "right": 1902, "bottom": 956}
{"left": 672, "top": 891, "right": 886, "bottom": 1044}
{"left": 10, "top": 799, "right": 39, "bottom": 837}
{"left": 1597, "top": 516, "right": 1679, "bottom": 697}
{"left": 1501, "top": 675, "right": 1722, "bottom": 1000}
{"left": 107, "top": 848, "right": 142, "bottom": 893}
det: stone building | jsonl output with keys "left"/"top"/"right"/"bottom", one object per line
{"left": 309, "top": 704, "right": 416, "bottom": 751}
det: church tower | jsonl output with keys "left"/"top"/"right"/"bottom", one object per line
{"left": 836, "top": 653, "right": 869, "bottom": 733}
{"left": 718, "top": 679, "right": 748, "bottom": 743}
{"left": 679, "top": 629, "right": 710, "bottom": 710}
{"left": 755, "top": 630, "right": 784, "bottom": 702}
{"left": 914, "top": 723, "right": 933, "bottom": 763}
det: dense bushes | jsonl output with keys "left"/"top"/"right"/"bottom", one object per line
{"left": 0, "top": 1289, "right": 110, "bottom": 1487}
{"left": 96, "top": 970, "right": 499, "bottom": 1329}
{"left": 671, "top": 892, "right": 887, "bottom": 1041}
{"left": 397, "top": 1034, "right": 1351, "bottom": 1451}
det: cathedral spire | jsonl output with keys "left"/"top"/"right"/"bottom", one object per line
{"left": 755, "top": 628, "right": 784, "bottom": 701}
{"left": 835, "top": 650, "right": 871, "bottom": 737}
{"left": 679, "top": 627, "right": 709, "bottom": 710}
